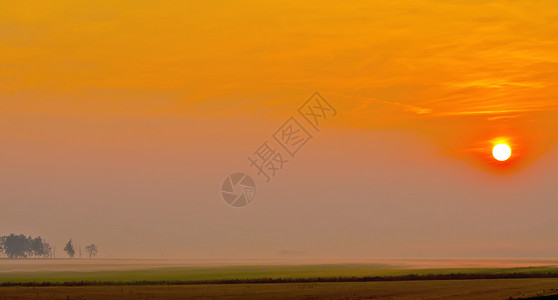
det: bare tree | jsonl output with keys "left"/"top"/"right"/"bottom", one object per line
{"left": 63, "top": 239, "right": 75, "bottom": 259}
{"left": 85, "top": 244, "right": 98, "bottom": 259}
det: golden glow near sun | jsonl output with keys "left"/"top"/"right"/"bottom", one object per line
{"left": 493, "top": 144, "right": 512, "bottom": 162}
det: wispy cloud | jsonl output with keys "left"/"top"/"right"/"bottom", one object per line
{"left": 450, "top": 79, "right": 545, "bottom": 89}
{"left": 327, "top": 91, "right": 434, "bottom": 116}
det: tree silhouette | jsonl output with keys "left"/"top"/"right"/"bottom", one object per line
{"left": 85, "top": 244, "right": 98, "bottom": 259}
{"left": 42, "top": 241, "right": 52, "bottom": 258}
{"left": 63, "top": 239, "right": 75, "bottom": 259}
{"left": 0, "top": 234, "right": 51, "bottom": 258}
{"left": 29, "top": 236, "right": 51, "bottom": 258}
{"left": 2, "top": 234, "right": 30, "bottom": 258}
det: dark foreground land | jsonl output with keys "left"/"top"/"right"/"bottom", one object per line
{"left": 0, "top": 279, "right": 557, "bottom": 299}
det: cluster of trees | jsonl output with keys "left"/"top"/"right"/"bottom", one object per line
{"left": 0, "top": 234, "right": 98, "bottom": 259}
{"left": 0, "top": 234, "right": 52, "bottom": 258}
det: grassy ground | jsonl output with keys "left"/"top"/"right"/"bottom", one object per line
{"left": 2, "top": 263, "right": 558, "bottom": 284}
{"left": 1, "top": 260, "right": 558, "bottom": 298}
{"left": 0, "top": 279, "right": 557, "bottom": 299}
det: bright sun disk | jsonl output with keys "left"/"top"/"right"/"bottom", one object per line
{"left": 493, "top": 144, "right": 512, "bottom": 161}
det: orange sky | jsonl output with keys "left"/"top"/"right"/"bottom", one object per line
{"left": 1, "top": 1, "right": 558, "bottom": 258}
{"left": 3, "top": 1, "right": 558, "bottom": 168}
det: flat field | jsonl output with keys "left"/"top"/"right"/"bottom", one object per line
{"left": 1, "top": 258, "right": 558, "bottom": 283}
{"left": 1, "top": 259, "right": 558, "bottom": 299}
{"left": 1, "top": 279, "right": 558, "bottom": 299}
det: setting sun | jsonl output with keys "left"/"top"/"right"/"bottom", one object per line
{"left": 493, "top": 144, "right": 512, "bottom": 162}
